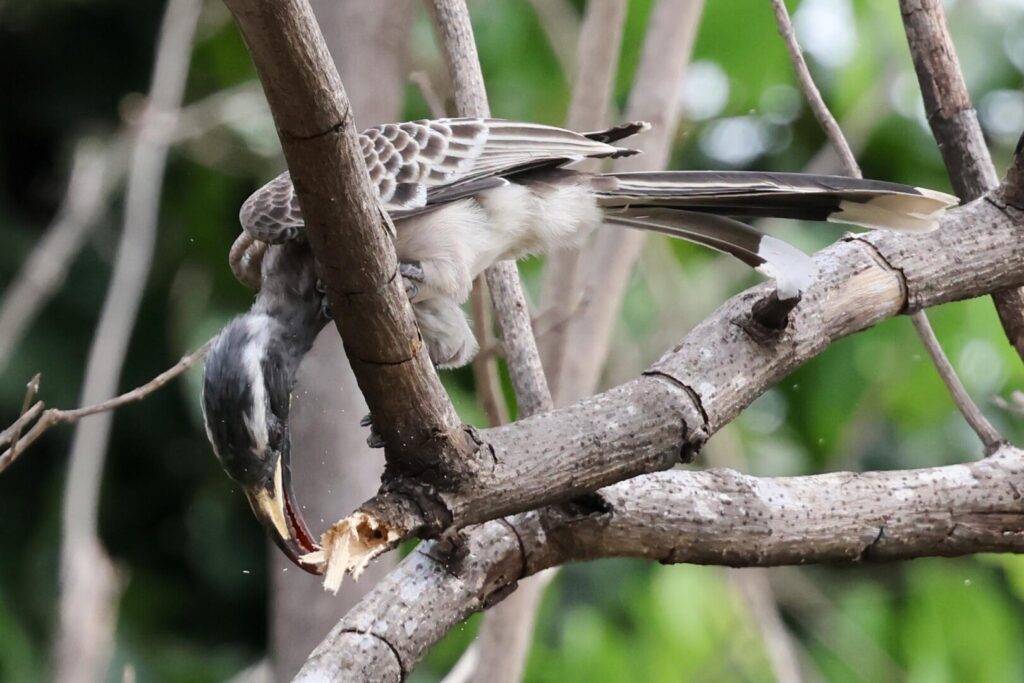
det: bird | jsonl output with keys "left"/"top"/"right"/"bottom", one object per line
{"left": 239, "top": 118, "right": 957, "bottom": 368}
{"left": 204, "top": 117, "right": 958, "bottom": 572}
{"left": 202, "top": 238, "right": 326, "bottom": 573}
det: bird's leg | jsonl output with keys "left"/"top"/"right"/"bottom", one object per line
{"left": 399, "top": 261, "right": 425, "bottom": 300}
{"left": 315, "top": 278, "right": 332, "bottom": 320}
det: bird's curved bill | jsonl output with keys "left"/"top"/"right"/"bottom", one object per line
{"left": 243, "top": 457, "right": 322, "bottom": 575}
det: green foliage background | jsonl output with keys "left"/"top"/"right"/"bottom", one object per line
{"left": 2, "top": 0, "right": 1024, "bottom": 680}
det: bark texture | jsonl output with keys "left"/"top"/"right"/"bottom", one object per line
{"left": 298, "top": 445, "right": 1024, "bottom": 681}
{"left": 900, "top": 0, "right": 1024, "bottom": 360}
{"left": 222, "top": 0, "right": 464, "bottom": 466}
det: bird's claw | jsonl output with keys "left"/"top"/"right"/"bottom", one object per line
{"left": 399, "top": 261, "right": 425, "bottom": 300}
{"left": 360, "top": 413, "right": 384, "bottom": 448}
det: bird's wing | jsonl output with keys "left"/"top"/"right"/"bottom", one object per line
{"left": 240, "top": 119, "right": 646, "bottom": 236}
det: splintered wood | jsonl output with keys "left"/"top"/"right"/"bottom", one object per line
{"left": 302, "top": 512, "right": 401, "bottom": 593}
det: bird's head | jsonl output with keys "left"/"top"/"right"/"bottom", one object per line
{"left": 202, "top": 313, "right": 322, "bottom": 574}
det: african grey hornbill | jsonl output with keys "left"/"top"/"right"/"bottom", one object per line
{"left": 202, "top": 118, "right": 957, "bottom": 573}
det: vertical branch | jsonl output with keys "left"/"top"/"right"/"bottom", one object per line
{"left": 429, "top": 0, "right": 554, "bottom": 416}
{"left": 771, "top": 0, "right": 1003, "bottom": 454}
{"left": 899, "top": 0, "right": 1024, "bottom": 361}
{"left": 269, "top": 2, "right": 413, "bottom": 677}
{"left": 428, "top": 3, "right": 556, "bottom": 680}
{"left": 556, "top": 0, "right": 705, "bottom": 404}
{"left": 470, "top": 277, "right": 511, "bottom": 426}
{"left": 52, "top": 0, "right": 203, "bottom": 681}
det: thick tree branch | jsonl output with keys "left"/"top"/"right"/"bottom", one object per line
{"left": 350, "top": 174, "right": 1024, "bottom": 556}
{"left": 899, "top": 0, "right": 1024, "bottom": 361}
{"left": 298, "top": 443, "right": 1024, "bottom": 681}
{"left": 222, "top": 0, "right": 465, "bottom": 466}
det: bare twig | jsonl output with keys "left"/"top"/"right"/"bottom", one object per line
{"left": 899, "top": 0, "right": 1024, "bottom": 361}
{"left": 771, "top": 0, "right": 1003, "bottom": 453}
{"left": 0, "top": 341, "right": 211, "bottom": 475}
{"left": 910, "top": 313, "right": 1004, "bottom": 452}
{"left": 770, "top": 0, "right": 858, "bottom": 178}
{"left": 53, "top": 0, "right": 203, "bottom": 680}
{"left": 470, "top": 277, "right": 510, "bottom": 426}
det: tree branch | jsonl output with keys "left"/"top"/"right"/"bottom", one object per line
{"left": 346, "top": 167, "right": 1024, "bottom": 564}
{"left": 899, "top": 0, "right": 1024, "bottom": 361}
{"left": 222, "top": 0, "right": 465, "bottom": 471}
{"left": 771, "top": 0, "right": 1003, "bottom": 453}
{"left": 298, "top": 442, "right": 1024, "bottom": 680}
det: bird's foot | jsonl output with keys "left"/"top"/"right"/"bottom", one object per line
{"left": 361, "top": 413, "right": 384, "bottom": 449}
{"left": 399, "top": 261, "right": 425, "bottom": 300}
{"left": 316, "top": 279, "right": 333, "bottom": 320}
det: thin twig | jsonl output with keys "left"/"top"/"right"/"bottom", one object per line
{"left": 910, "top": 314, "right": 1004, "bottom": 452}
{"left": 0, "top": 342, "right": 211, "bottom": 475}
{"left": 53, "top": 1, "right": 203, "bottom": 680}
{"left": 770, "top": 0, "right": 859, "bottom": 178}
{"left": 470, "top": 277, "right": 510, "bottom": 426}
{"left": 409, "top": 70, "right": 448, "bottom": 119}
{"left": 771, "top": 0, "right": 1004, "bottom": 454}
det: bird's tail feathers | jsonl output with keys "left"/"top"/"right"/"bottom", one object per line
{"left": 604, "top": 208, "right": 814, "bottom": 300}
{"left": 593, "top": 171, "right": 957, "bottom": 233}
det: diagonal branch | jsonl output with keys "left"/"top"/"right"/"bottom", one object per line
{"left": 899, "top": 0, "right": 1024, "bottom": 362}
{"left": 771, "top": 0, "right": 1003, "bottom": 454}
{"left": 222, "top": 0, "right": 464, "bottom": 469}
{"left": 345, "top": 163, "right": 1024, "bottom": 570}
